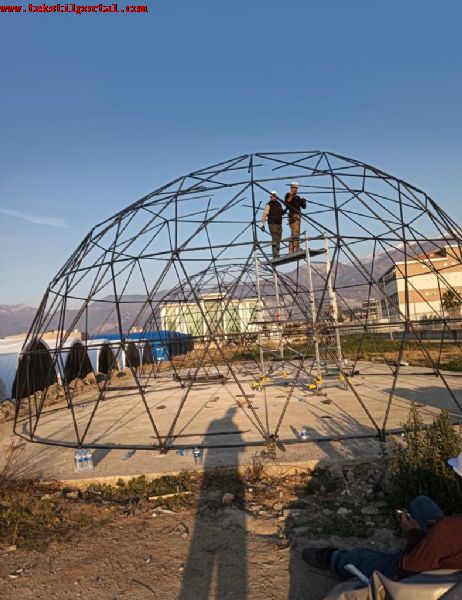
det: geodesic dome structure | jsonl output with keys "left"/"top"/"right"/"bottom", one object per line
{"left": 13, "top": 151, "right": 462, "bottom": 452}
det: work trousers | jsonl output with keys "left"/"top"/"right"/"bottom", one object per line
{"left": 330, "top": 496, "right": 445, "bottom": 580}
{"left": 269, "top": 222, "right": 282, "bottom": 259}
{"left": 289, "top": 218, "right": 301, "bottom": 252}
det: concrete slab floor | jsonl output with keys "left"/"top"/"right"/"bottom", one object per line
{"left": 1, "top": 361, "right": 461, "bottom": 483}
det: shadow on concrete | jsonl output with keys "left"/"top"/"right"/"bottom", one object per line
{"left": 177, "top": 407, "right": 247, "bottom": 600}
{"left": 383, "top": 386, "right": 461, "bottom": 417}
{"left": 91, "top": 447, "right": 112, "bottom": 467}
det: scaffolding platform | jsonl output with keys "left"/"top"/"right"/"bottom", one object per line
{"left": 271, "top": 248, "right": 325, "bottom": 266}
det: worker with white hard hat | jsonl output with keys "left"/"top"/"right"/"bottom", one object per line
{"left": 284, "top": 182, "right": 307, "bottom": 253}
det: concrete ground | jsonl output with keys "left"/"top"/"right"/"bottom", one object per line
{"left": 2, "top": 360, "right": 462, "bottom": 483}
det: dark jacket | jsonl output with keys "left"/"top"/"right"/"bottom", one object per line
{"left": 284, "top": 193, "right": 306, "bottom": 221}
{"left": 265, "top": 200, "right": 285, "bottom": 225}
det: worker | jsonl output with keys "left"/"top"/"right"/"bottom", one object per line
{"left": 284, "top": 182, "right": 306, "bottom": 253}
{"left": 261, "top": 190, "right": 285, "bottom": 260}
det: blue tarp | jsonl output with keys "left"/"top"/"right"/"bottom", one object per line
{"left": 92, "top": 331, "right": 193, "bottom": 362}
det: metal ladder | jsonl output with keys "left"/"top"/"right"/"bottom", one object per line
{"left": 305, "top": 235, "right": 345, "bottom": 389}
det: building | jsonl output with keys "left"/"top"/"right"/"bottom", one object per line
{"left": 160, "top": 293, "right": 260, "bottom": 337}
{"left": 379, "top": 245, "right": 462, "bottom": 321}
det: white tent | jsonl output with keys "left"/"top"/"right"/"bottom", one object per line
{"left": 0, "top": 339, "right": 24, "bottom": 401}
{"left": 85, "top": 339, "right": 120, "bottom": 374}
{"left": 0, "top": 335, "right": 81, "bottom": 402}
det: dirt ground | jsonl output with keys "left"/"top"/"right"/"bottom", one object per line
{"left": 1, "top": 504, "right": 392, "bottom": 600}
{"left": 0, "top": 463, "right": 401, "bottom": 600}
{"left": 0, "top": 509, "right": 325, "bottom": 600}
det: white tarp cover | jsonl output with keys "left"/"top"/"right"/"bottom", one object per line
{"left": 84, "top": 339, "right": 119, "bottom": 372}
{"left": 0, "top": 336, "right": 80, "bottom": 401}
{"left": 0, "top": 339, "right": 26, "bottom": 401}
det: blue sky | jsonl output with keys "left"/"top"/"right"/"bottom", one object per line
{"left": 1, "top": 0, "right": 461, "bottom": 305}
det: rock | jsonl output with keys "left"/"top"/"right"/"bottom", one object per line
{"left": 8, "top": 568, "right": 24, "bottom": 579}
{"left": 41, "top": 494, "right": 54, "bottom": 500}
{"left": 174, "top": 522, "right": 189, "bottom": 536}
{"left": 329, "top": 466, "right": 344, "bottom": 480}
{"left": 282, "top": 509, "right": 302, "bottom": 518}
{"left": 361, "top": 505, "right": 380, "bottom": 515}
{"left": 322, "top": 508, "right": 333, "bottom": 516}
{"left": 65, "top": 491, "right": 80, "bottom": 499}
{"left": 344, "top": 469, "right": 356, "bottom": 483}
{"left": 158, "top": 508, "right": 176, "bottom": 515}
{"left": 222, "top": 493, "right": 235, "bottom": 506}
{"left": 287, "top": 526, "right": 311, "bottom": 537}
{"left": 272, "top": 501, "right": 285, "bottom": 512}
{"left": 336, "top": 507, "right": 351, "bottom": 515}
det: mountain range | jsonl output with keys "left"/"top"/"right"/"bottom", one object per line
{"left": 0, "top": 241, "right": 443, "bottom": 338}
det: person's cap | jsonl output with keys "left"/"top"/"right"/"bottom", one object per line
{"left": 290, "top": 181, "right": 299, "bottom": 187}
{"left": 447, "top": 452, "right": 462, "bottom": 477}
{"left": 270, "top": 190, "right": 278, "bottom": 195}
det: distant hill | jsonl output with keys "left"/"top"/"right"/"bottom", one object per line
{"left": 0, "top": 304, "right": 37, "bottom": 338}
{"left": 0, "top": 241, "right": 444, "bottom": 338}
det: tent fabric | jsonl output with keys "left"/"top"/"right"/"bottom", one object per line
{"left": 84, "top": 339, "right": 119, "bottom": 373}
{"left": 0, "top": 339, "right": 24, "bottom": 401}
{"left": 0, "top": 336, "right": 80, "bottom": 401}
{"left": 0, "top": 330, "right": 191, "bottom": 401}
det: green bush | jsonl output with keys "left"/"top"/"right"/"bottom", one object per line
{"left": 387, "top": 405, "right": 462, "bottom": 513}
{"left": 439, "top": 358, "right": 462, "bottom": 372}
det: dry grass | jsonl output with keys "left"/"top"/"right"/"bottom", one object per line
{"left": 0, "top": 443, "right": 115, "bottom": 550}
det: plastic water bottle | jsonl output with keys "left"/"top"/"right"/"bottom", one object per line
{"left": 83, "top": 449, "right": 94, "bottom": 471}
{"left": 74, "top": 449, "right": 83, "bottom": 472}
{"left": 300, "top": 427, "right": 309, "bottom": 441}
{"left": 74, "top": 448, "right": 94, "bottom": 472}
{"left": 193, "top": 447, "right": 202, "bottom": 465}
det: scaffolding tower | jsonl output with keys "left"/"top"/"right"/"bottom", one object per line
{"left": 252, "top": 234, "right": 344, "bottom": 389}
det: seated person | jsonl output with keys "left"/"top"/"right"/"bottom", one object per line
{"left": 302, "top": 452, "right": 462, "bottom": 580}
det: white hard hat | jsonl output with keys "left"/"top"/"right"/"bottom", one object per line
{"left": 270, "top": 190, "right": 278, "bottom": 195}
{"left": 290, "top": 181, "right": 299, "bottom": 187}
{"left": 448, "top": 453, "right": 462, "bottom": 477}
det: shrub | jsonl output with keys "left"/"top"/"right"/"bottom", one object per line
{"left": 387, "top": 405, "right": 462, "bottom": 513}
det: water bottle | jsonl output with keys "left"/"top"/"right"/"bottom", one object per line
{"left": 83, "top": 449, "right": 94, "bottom": 471}
{"left": 74, "top": 449, "right": 82, "bottom": 472}
{"left": 300, "top": 427, "right": 309, "bottom": 441}
{"left": 193, "top": 447, "right": 202, "bottom": 465}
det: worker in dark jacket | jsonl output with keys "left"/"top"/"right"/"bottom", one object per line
{"left": 284, "top": 182, "right": 306, "bottom": 253}
{"left": 301, "top": 452, "right": 462, "bottom": 580}
{"left": 262, "top": 191, "right": 285, "bottom": 259}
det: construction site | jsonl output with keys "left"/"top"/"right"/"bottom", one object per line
{"left": 0, "top": 150, "right": 460, "bottom": 478}
{"left": 2, "top": 151, "right": 462, "bottom": 600}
